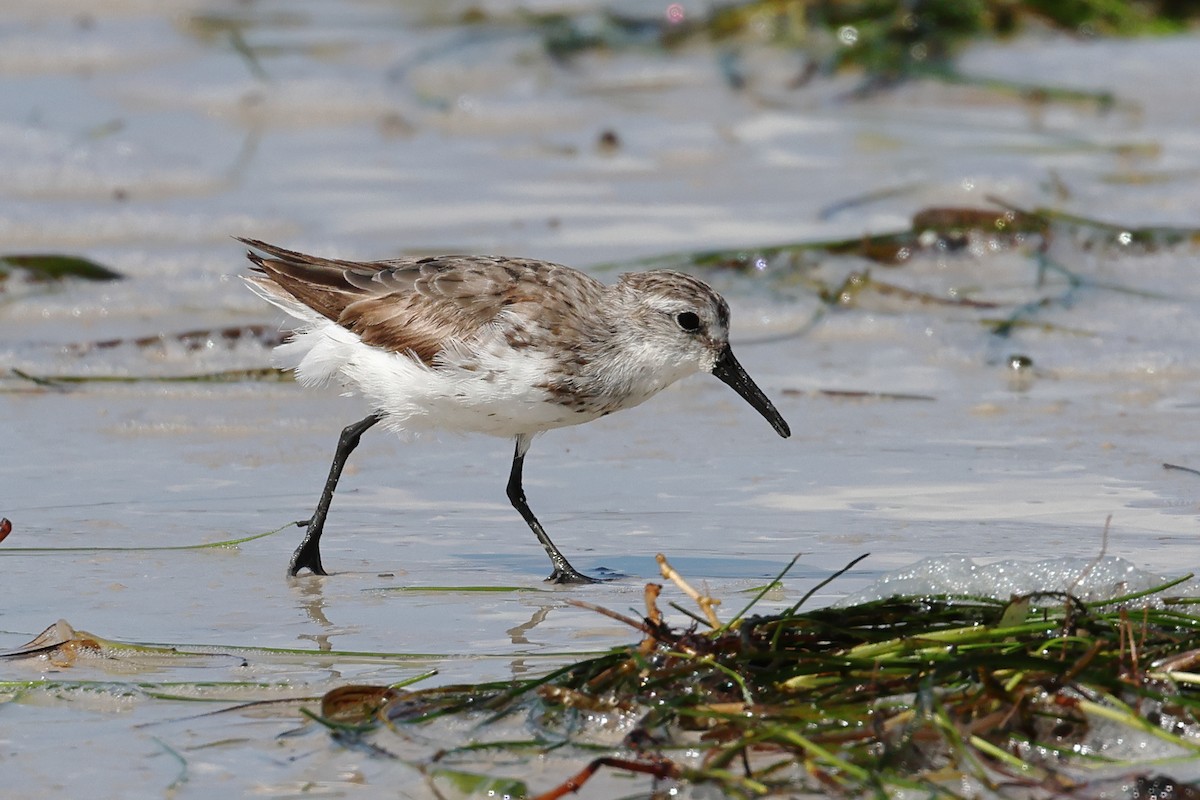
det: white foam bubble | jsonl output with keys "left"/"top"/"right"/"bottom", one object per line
{"left": 838, "top": 555, "right": 1188, "bottom": 606}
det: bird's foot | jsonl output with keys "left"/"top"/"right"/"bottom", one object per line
{"left": 288, "top": 542, "right": 327, "bottom": 577}
{"left": 545, "top": 566, "right": 600, "bottom": 585}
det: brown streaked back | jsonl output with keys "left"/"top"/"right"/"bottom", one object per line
{"left": 240, "top": 238, "right": 608, "bottom": 366}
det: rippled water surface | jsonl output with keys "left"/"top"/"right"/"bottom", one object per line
{"left": 3, "top": 2, "right": 1200, "bottom": 797}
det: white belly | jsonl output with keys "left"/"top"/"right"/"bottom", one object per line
{"left": 276, "top": 318, "right": 607, "bottom": 437}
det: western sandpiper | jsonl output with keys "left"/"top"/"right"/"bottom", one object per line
{"left": 242, "top": 238, "right": 790, "bottom": 582}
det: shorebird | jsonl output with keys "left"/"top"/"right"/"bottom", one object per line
{"left": 242, "top": 238, "right": 790, "bottom": 582}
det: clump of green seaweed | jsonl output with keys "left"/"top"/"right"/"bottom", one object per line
{"left": 626, "top": 200, "right": 1200, "bottom": 274}
{"left": 517, "top": 0, "right": 1200, "bottom": 93}
{"left": 618, "top": 199, "right": 1200, "bottom": 342}
{"left": 0, "top": 253, "right": 122, "bottom": 290}
{"left": 307, "top": 555, "right": 1200, "bottom": 798}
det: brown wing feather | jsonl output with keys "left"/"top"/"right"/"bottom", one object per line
{"left": 340, "top": 291, "right": 485, "bottom": 364}
{"left": 241, "top": 238, "right": 608, "bottom": 366}
{"left": 241, "top": 238, "right": 368, "bottom": 323}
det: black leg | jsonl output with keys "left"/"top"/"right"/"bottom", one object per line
{"left": 289, "top": 412, "right": 383, "bottom": 576}
{"left": 506, "top": 435, "right": 596, "bottom": 584}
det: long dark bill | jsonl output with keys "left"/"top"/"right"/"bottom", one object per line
{"left": 711, "top": 345, "right": 791, "bottom": 438}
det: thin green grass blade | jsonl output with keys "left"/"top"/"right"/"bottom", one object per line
{"left": 0, "top": 523, "right": 290, "bottom": 554}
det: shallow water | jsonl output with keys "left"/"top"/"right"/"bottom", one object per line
{"left": 3, "top": 2, "right": 1200, "bottom": 797}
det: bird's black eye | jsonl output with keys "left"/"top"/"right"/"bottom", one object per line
{"left": 675, "top": 311, "right": 702, "bottom": 332}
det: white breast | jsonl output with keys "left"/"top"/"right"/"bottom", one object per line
{"left": 276, "top": 317, "right": 599, "bottom": 437}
